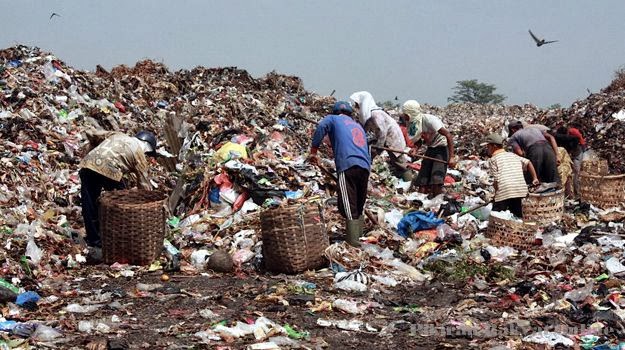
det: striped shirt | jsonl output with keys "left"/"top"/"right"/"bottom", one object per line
{"left": 488, "top": 149, "right": 530, "bottom": 202}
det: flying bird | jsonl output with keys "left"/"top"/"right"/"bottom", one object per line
{"left": 49, "top": 12, "right": 61, "bottom": 20}
{"left": 528, "top": 30, "right": 558, "bottom": 47}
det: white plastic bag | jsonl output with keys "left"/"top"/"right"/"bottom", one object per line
{"left": 522, "top": 331, "right": 573, "bottom": 346}
{"left": 190, "top": 250, "right": 210, "bottom": 270}
{"left": 25, "top": 239, "right": 43, "bottom": 265}
{"left": 334, "top": 280, "right": 367, "bottom": 292}
{"left": 333, "top": 299, "right": 363, "bottom": 314}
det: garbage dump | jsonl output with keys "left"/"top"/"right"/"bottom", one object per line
{"left": 2, "top": 44, "right": 625, "bottom": 348}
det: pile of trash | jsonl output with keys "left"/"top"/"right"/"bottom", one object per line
{"left": 2, "top": 45, "right": 625, "bottom": 348}
{"left": 533, "top": 71, "right": 625, "bottom": 173}
{"left": 423, "top": 102, "right": 544, "bottom": 156}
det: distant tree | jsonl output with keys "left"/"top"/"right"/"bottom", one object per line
{"left": 548, "top": 103, "right": 562, "bottom": 109}
{"left": 448, "top": 79, "right": 506, "bottom": 104}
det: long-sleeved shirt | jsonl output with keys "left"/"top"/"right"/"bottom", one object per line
{"left": 508, "top": 128, "right": 546, "bottom": 152}
{"left": 80, "top": 132, "right": 152, "bottom": 190}
{"left": 364, "top": 110, "right": 409, "bottom": 163}
{"left": 311, "top": 115, "right": 371, "bottom": 173}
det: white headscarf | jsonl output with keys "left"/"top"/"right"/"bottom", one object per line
{"left": 349, "top": 91, "right": 380, "bottom": 125}
{"left": 402, "top": 100, "right": 423, "bottom": 141}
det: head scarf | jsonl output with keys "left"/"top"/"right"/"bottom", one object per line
{"left": 349, "top": 91, "right": 380, "bottom": 125}
{"left": 332, "top": 101, "right": 353, "bottom": 116}
{"left": 402, "top": 100, "right": 423, "bottom": 141}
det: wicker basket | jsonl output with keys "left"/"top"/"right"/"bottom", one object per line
{"left": 580, "top": 173, "right": 625, "bottom": 209}
{"left": 261, "top": 202, "right": 329, "bottom": 274}
{"left": 99, "top": 190, "right": 167, "bottom": 265}
{"left": 522, "top": 190, "right": 564, "bottom": 225}
{"left": 581, "top": 159, "right": 609, "bottom": 175}
{"left": 485, "top": 215, "right": 538, "bottom": 250}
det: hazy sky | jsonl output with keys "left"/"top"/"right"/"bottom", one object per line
{"left": 2, "top": 1, "right": 625, "bottom": 107}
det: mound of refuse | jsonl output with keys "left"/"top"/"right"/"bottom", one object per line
{"left": 0, "top": 44, "right": 334, "bottom": 283}
{"left": 533, "top": 71, "right": 625, "bottom": 173}
{"left": 4, "top": 45, "right": 625, "bottom": 349}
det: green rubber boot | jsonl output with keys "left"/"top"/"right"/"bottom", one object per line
{"left": 346, "top": 218, "right": 363, "bottom": 247}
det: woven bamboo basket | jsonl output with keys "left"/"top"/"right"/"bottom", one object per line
{"left": 522, "top": 190, "right": 564, "bottom": 225}
{"left": 485, "top": 215, "right": 538, "bottom": 250}
{"left": 580, "top": 173, "right": 625, "bottom": 209}
{"left": 261, "top": 202, "right": 329, "bottom": 274}
{"left": 581, "top": 159, "right": 609, "bottom": 176}
{"left": 99, "top": 190, "right": 167, "bottom": 265}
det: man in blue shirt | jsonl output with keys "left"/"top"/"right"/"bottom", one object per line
{"left": 308, "top": 101, "right": 371, "bottom": 247}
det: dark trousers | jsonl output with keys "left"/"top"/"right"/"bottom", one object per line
{"left": 413, "top": 146, "right": 448, "bottom": 186}
{"left": 79, "top": 168, "right": 125, "bottom": 247}
{"left": 337, "top": 166, "right": 370, "bottom": 220}
{"left": 492, "top": 197, "right": 523, "bottom": 218}
{"left": 526, "top": 142, "right": 559, "bottom": 183}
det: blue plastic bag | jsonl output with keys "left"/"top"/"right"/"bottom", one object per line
{"left": 209, "top": 187, "right": 221, "bottom": 203}
{"left": 397, "top": 211, "right": 444, "bottom": 238}
{"left": 15, "top": 291, "right": 40, "bottom": 308}
{"left": 0, "top": 321, "right": 17, "bottom": 332}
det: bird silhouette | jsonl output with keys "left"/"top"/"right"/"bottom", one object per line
{"left": 528, "top": 30, "right": 558, "bottom": 47}
{"left": 49, "top": 13, "right": 60, "bottom": 20}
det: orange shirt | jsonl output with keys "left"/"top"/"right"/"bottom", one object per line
{"left": 400, "top": 126, "right": 414, "bottom": 148}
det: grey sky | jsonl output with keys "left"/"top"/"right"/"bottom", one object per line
{"left": 2, "top": 1, "right": 625, "bottom": 107}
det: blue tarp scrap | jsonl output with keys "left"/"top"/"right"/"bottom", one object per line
{"left": 396, "top": 211, "right": 444, "bottom": 238}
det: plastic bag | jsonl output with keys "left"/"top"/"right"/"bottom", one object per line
{"left": 438, "top": 199, "right": 462, "bottom": 217}
{"left": 25, "top": 239, "right": 43, "bottom": 264}
{"left": 31, "top": 325, "right": 63, "bottom": 341}
{"left": 485, "top": 246, "right": 516, "bottom": 262}
{"left": 334, "top": 280, "right": 367, "bottom": 292}
{"left": 371, "top": 275, "right": 398, "bottom": 287}
{"left": 397, "top": 211, "right": 444, "bottom": 238}
{"left": 564, "top": 282, "right": 594, "bottom": 302}
{"left": 421, "top": 194, "right": 446, "bottom": 211}
{"left": 0, "top": 287, "right": 17, "bottom": 304}
{"left": 15, "top": 291, "right": 40, "bottom": 309}
{"left": 65, "top": 303, "right": 101, "bottom": 313}
{"left": 384, "top": 209, "right": 404, "bottom": 230}
{"left": 522, "top": 331, "right": 573, "bottom": 346}
{"left": 232, "top": 249, "right": 255, "bottom": 266}
{"left": 386, "top": 259, "right": 428, "bottom": 282}
{"left": 214, "top": 142, "right": 248, "bottom": 162}
{"left": 606, "top": 257, "right": 625, "bottom": 276}
{"left": 333, "top": 299, "right": 363, "bottom": 314}
{"left": 190, "top": 250, "right": 210, "bottom": 270}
